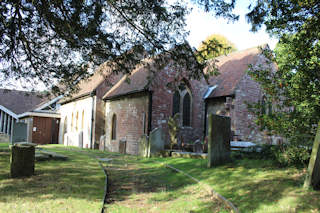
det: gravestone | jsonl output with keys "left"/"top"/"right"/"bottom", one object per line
{"left": 207, "top": 114, "right": 231, "bottom": 168}
{"left": 304, "top": 121, "right": 320, "bottom": 189}
{"left": 139, "top": 135, "right": 149, "bottom": 157}
{"left": 99, "top": 135, "right": 106, "bottom": 151}
{"left": 193, "top": 140, "right": 203, "bottom": 153}
{"left": 119, "top": 138, "right": 126, "bottom": 154}
{"left": 11, "top": 122, "right": 27, "bottom": 144}
{"left": 11, "top": 144, "right": 36, "bottom": 178}
{"left": 78, "top": 131, "right": 83, "bottom": 148}
{"left": 148, "top": 128, "right": 165, "bottom": 157}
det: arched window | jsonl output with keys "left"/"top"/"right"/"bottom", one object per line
{"left": 111, "top": 114, "right": 117, "bottom": 140}
{"left": 261, "top": 96, "right": 272, "bottom": 115}
{"left": 81, "top": 110, "right": 84, "bottom": 130}
{"left": 63, "top": 117, "right": 68, "bottom": 134}
{"left": 76, "top": 111, "right": 79, "bottom": 131}
{"left": 172, "top": 91, "right": 180, "bottom": 116}
{"left": 183, "top": 92, "right": 191, "bottom": 126}
{"left": 71, "top": 112, "right": 74, "bottom": 130}
{"left": 172, "top": 81, "right": 192, "bottom": 127}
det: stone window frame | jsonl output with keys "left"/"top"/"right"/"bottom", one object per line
{"left": 111, "top": 114, "right": 117, "bottom": 140}
{"left": 172, "top": 82, "right": 193, "bottom": 128}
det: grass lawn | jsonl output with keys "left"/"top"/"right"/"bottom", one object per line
{"left": 0, "top": 143, "right": 320, "bottom": 212}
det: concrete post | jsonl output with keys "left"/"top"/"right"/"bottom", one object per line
{"left": 6, "top": 115, "right": 11, "bottom": 135}
{"left": 3, "top": 113, "right": 7, "bottom": 134}
{"left": 0, "top": 110, "right": 3, "bottom": 133}
{"left": 10, "top": 117, "right": 14, "bottom": 144}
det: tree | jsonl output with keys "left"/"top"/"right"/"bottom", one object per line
{"left": 0, "top": 0, "right": 194, "bottom": 93}
{"left": 0, "top": 0, "right": 240, "bottom": 93}
{"left": 196, "top": 34, "right": 237, "bottom": 62}
{"left": 246, "top": 1, "right": 320, "bottom": 146}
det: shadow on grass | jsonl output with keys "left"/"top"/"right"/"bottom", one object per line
{"left": 0, "top": 148, "right": 105, "bottom": 204}
{"left": 152, "top": 157, "right": 320, "bottom": 212}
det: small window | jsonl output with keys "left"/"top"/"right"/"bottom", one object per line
{"left": 71, "top": 113, "right": 74, "bottom": 130}
{"left": 111, "top": 114, "right": 117, "bottom": 140}
{"left": 76, "top": 111, "right": 79, "bottom": 131}
{"left": 81, "top": 110, "right": 84, "bottom": 130}
{"left": 172, "top": 91, "right": 180, "bottom": 116}
{"left": 183, "top": 92, "right": 191, "bottom": 126}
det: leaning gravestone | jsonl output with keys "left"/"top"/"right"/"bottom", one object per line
{"left": 148, "top": 128, "right": 165, "bottom": 157}
{"left": 207, "top": 114, "right": 231, "bottom": 168}
{"left": 11, "top": 143, "right": 36, "bottom": 178}
{"left": 119, "top": 138, "right": 126, "bottom": 154}
{"left": 11, "top": 122, "right": 27, "bottom": 144}
{"left": 304, "top": 121, "right": 320, "bottom": 189}
{"left": 139, "top": 135, "right": 149, "bottom": 157}
{"left": 193, "top": 140, "right": 204, "bottom": 153}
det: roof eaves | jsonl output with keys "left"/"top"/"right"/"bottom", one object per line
{"left": 103, "top": 89, "right": 149, "bottom": 101}
{"left": 59, "top": 91, "right": 95, "bottom": 105}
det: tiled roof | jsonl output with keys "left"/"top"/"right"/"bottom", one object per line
{"left": 103, "top": 45, "right": 266, "bottom": 100}
{"left": 206, "top": 46, "right": 263, "bottom": 98}
{"left": 0, "top": 89, "right": 49, "bottom": 114}
{"left": 61, "top": 62, "right": 123, "bottom": 103}
{"left": 103, "top": 65, "right": 150, "bottom": 99}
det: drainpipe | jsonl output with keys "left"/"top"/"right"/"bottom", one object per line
{"left": 204, "top": 99, "right": 208, "bottom": 140}
{"left": 90, "top": 90, "right": 96, "bottom": 149}
{"left": 147, "top": 91, "right": 153, "bottom": 135}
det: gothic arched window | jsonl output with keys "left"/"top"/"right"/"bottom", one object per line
{"left": 183, "top": 92, "right": 191, "bottom": 126}
{"left": 172, "top": 82, "right": 192, "bottom": 127}
{"left": 111, "top": 114, "right": 117, "bottom": 140}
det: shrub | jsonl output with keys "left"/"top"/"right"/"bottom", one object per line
{"left": 233, "top": 144, "right": 311, "bottom": 167}
{"left": 272, "top": 145, "right": 310, "bottom": 167}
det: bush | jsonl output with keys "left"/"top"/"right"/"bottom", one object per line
{"left": 233, "top": 144, "right": 311, "bottom": 167}
{"left": 272, "top": 145, "right": 310, "bottom": 167}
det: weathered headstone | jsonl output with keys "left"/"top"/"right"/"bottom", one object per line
{"left": 139, "top": 135, "right": 149, "bottom": 157}
{"left": 11, "top": 122, "right": 27, "bottom": 144}
{"left": 207, "top": 114, "right": 231, "bottom": 168}
{"left": 78, "top": 131, "right": 83, "bottom": 148}
{"left": 193, "top": 140, "right": 203, "bottom": 153}
{"left": 99, "top": 135, "right": 106, "bottom": 151}
{"left": 119, "top": 138, "right": 126, "bottom": 154}
{"left": 304, "top": 121, "right": 320, "bottom": 189}
{"left": 10, "top": 144, "right": 36, "bottom": 178}
{"left": 148, "top": 128, "right": 165, "bottom": 157}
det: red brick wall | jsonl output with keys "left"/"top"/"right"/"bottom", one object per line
{"left": 232, "top": 73, "right": 264, "bottom": 142}
{"left": 104, "top": 92, "right": 149, "bottom": 155}
{"left": 150, "top": 65, "right": 208, "bottom": 146}
{"left": 205, "top": 55, "right": 268, "bottom": 143}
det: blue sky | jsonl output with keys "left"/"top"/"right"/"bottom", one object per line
{"left": 185, "top": 0, "right": 278, "bottom": 50}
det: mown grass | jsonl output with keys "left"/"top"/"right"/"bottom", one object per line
{"left": 0, "top": 144, "right": 105, "bottom": 213}
{"left": 1, "top": 143, "right": 320, "bottom": 212}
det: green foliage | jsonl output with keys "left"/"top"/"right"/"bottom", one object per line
{"left": 246, "top": 0, "right": 320, "bottom": 147}
{"left": 168, "top": 114, "right": 180, "bottom": 149}
{"left": 0, "top": 0, "right": 203, "bottom": 92}
{"left": 234, "top": 144, "right": 311, "bottom": 168}
{"left": 272, "top": 145, "right": 310, "bottom": 167}
{"left": 196, "top": 34, "right": 237, "bottom": 63}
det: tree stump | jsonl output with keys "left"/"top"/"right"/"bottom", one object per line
{"left": 10, "top": 144, "right": 35, "bottom": 178}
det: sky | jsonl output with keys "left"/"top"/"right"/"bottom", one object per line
{"left": 2, "top": 0, "right": 278, "bottom": 91}
{"left": 185, "top": 0, "right": 278, "bottom": 50}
